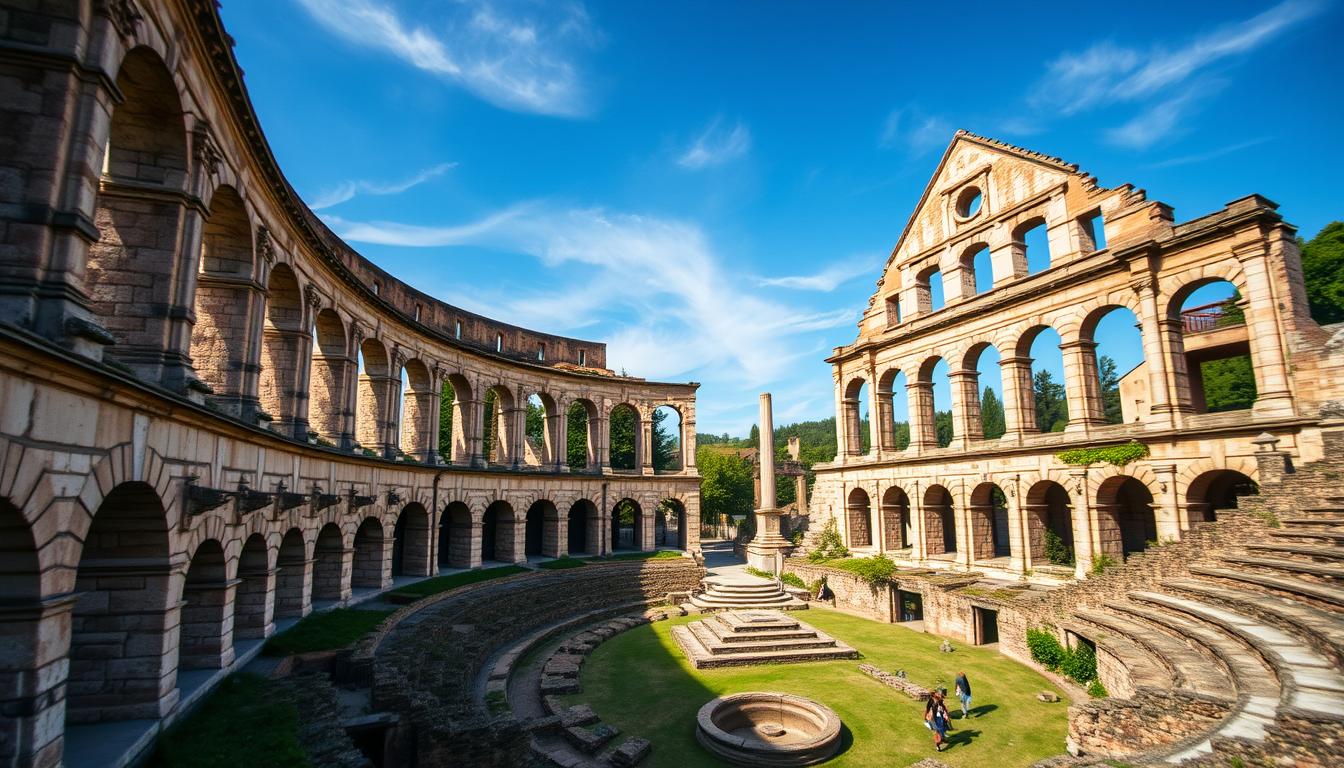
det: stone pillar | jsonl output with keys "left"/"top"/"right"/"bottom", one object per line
{"left": 949, "top": 368, "right": 981, "bottom": 446}
{"left": 546, "top": 509, "right": 567, "bottom": 558}
{"left": 1236, "top": 243, "right": 1296, "bottom": 417}
{"left": 1069, "top": 470, "right": 1095, "bottom": 578}
{"left": 832, "top": 371, "right": 849, "bottom": 464}
{"left": 401, "top": 388, "right": 437, "bottom": 462}
{"left": 953, "top": 484, "right": 972, "bottom": 569}
{"left": 1151, "top": 464, "right": 1182, "bottom": 539}
{"left": 180, "top": 579, "right": 238, "bottom": 670}
{"left": 1006, "top": 481, "right": 1027, "bottom": 574}
{"left": 909, "top": 481, "right": 927, "bottom": 561}
{"left": 641, "top": 414, "right": 655, "bottom": 475}
{"left": 907, "top": 380, "right": 936, "bottom": 451}
{"left": 595, "top": 415, "right": 611, "bottom": 471}
{"left": 1157, "top": 315, "right": 1196, "bottom": 424}
{"left": 233, "top": 567, "right": 276, "bottom": 641}
{"left": 506, "top": 404, "right": 525, "bottom": 468}
{"left": 468, "top": 397, "right": 486, "bottom": 467}
{"left": 867, "top": 366, "right": 886, "bottom": 455}
{"left": 745, "top": 393, "right": 791, "bottom": 573}
{"left": 274, "top": 558, "right": 313, "bottom": 619}
{"left": 1131, "top": 276, "right": 1179, "bottom": 427}
{"left": 553, "top": 405, "right": 569, "bottom": 472}
{"left": 999, "top": 356, "right": 1036, "bottom": 439}
{"left": 1061, "top": 339, "right": 1105, "bottom": 432}
{"left": 684, "top": 412, "right": 699, "bottom": 471}
{"left": 0, "top": 595, "right": 76, "bottom": 768}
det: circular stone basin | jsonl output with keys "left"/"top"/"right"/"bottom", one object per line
{"left": 695, "top": 692, "right": 842, "bottom": 767}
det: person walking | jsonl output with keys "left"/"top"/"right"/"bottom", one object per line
{"left": 924, "top": 691, "right": 953, "bottom": 752}
{"left": 954, "top": 671, "right": 972, "bottom": 718}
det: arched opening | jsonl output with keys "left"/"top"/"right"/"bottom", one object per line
{"left": 399, "top": 360, "right": 434, "bottom": 461}
{"left": 608, "top": 404, "right": 641, "bottom": 471}
{"left": 568, "top": 500, "right": 599, "bottom": 555}
{"left": 0, "top": 499, "right": 45, "bottom": 738}
{"left": 234, "top": 534, "right": 272, "bottom": 642}
{"left": 611, "top": 498, "right": 642, "bottom": 551}
{"left": 917, "top": 357, "right": 954, "bottom": 448}
{"left": 525, "top": 500, "right": 552, "bottom": 558}
{"left": 881, "top": 486, "right": 911, "bottom": 550}
{"left": 275, "top": 528, "right": 308, "bottom": 619}
{"left": 352, "top": 517, "right": 387, "bottom": 589}
{"left": 312, "top": 523, "right": 347, "bottom": 602}
{"left": 482, "top": 385, "right": 517, "bottom": 467}
{"left": 309, "top": 308, "right": 347, "bottom": 446}
{"left": 1025, "top": 481, "right": 1074, "bottom": 567}
{"left": 392, "top": 503, "right": 430, "bottom": 577}
{"left": 918, "top": 263, "right": 945, "bottom": 312}
{"left": 69, "top": 482, "right": 176, "bottom": 723}
{"left": 87, "top": 48, "right": 189, "bottom": 384}
{"left": 1081, "top": 305, "right": 1146, "bottom": 424}
{"left": 1170, "top": 280, "right": 1256, "bottom": 414}
{"left": 439, "top": 374, "right": 474, "bottom": 465}
{"left": 483, "top": 500, "right": 516, "bottom": 563}
{"left": 965, "top": 343, "right": 1005, "bottom": 441}
{"left": 658, "top": 498, "right": 689, "bottom": 550}
{"left": 190, "top": 185, "right": 257, "bottom": 417}
{"left": 923, "top": 485, "right": 956, "bottom": 556}
{"left": 439, "top": 501, "right": 474, "bottom": 570}
{"left": 1015, "top": 217, "right": 1052, "bottom": 276}
{"left": 0, "top": 499, "right": 38, "bottom": 600}
{"left": 846, "top": 487, "right": 873, "bottom": 548}
{"left": 968, "top": 483, "right": 1011, "bottom": 561}
{"left": 841, "top": 377, "right": 870, "bottom": 456}
{"left": 1097, "top": 476, "right": 1157, "bottom": 558}
{"left": 877, "top": 369, "right": 911, "bottom": 451}
{"left": 259, "top": 264, "right": 305, "bottom": 437}
{"left": 1185, "top": 469, "right": 1257, "bottom": 524}
{"left": 967, "top": 243, "right": 993, "bottom": 295}
{"left": 522, "top": 393, "right": 554, "bottom": 468}
{"left": 181, "top": 539, "right": 230, "bottom": 670}
{"left": 1018, "top": 325, "right": 1068, "bottom": 433}
{"left": 356, "top": 339, "right": 391, "bottom": 455}
{"left": 653, "top": 405, "right": 684, "bottom": 472}
{"left": 566, "top": 399, "right": 598, "bottom": 472}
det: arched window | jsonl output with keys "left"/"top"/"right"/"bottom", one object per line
{"left": 566, "top": 399, "right": 598, "bottom": 471}
{"left": 652, "top": 405, "right": 683, "bottom": 471}
{"left": 967, "top": 244, "right": 992, "bottom": 295}
{"left": 841, "top": 378, "right": 870, "bottom": 456}
{"left": 259, "top": 264, "right": 304, "bottom": 437}
{"left": 1015, "top": 218, "right": 1051, "bottom": 275}
{"left": 1018, "top": 326, "right": 1068, "bottom": 432}
{"left": 190, "top": 185, "right": 257, "bottom": 416}
{"left": 877, "top": 369, "right": 910, "bottom": 451}
{"left": 355, "top": 339, "right": 391, "bottom": 454}
{"left": 918, "top": 264, "right": 945, "bottom": 312}
{"left": 1170, "top": 280, "right": 1255, "bottom": 413}
{"left": 964, "top": 343, "right": 1004, "bottom": 441}
{"left": 609, "top": 404, "right": 641, "bottom": 471}
{"left": 309, "top": 309, "right": 347, "bottom": 446}
{"left": 1081, "top": 306, "right": 1145, "bottom": 424}
{"left": 846, "top": 488, "right": 873, "bottom": 548}
{"left": 399, "top": 359, "right": 434, "bottom": 461}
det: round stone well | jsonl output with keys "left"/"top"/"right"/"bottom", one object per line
{"left": 695, "top": 692, "right": 842, "bottom": 766}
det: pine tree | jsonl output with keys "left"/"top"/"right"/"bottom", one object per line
{"left": 1099, "top": 355, "right": 1122, "bottom": 424}
{"left": 1033, "top": 370, "right": 1068, "bottom": 432}
{"left": 934, "top": 410, "right": 953, "bottom": 447}
{"left": 980, "top": 387, "right": 1005, "bottom": 439}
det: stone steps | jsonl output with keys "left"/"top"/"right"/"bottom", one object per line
{"left": 1130, "top": 591, "right": 1344, "bottom": 721}
{"left": 685, "top": 620, "right": 842, "bottom": 654}
{"left": 1269, "top": 528, "right": 1344, "bottom": 544}
{"left": 1219, "top": 554, "right": 1344, "bottom": 580}
{"left": 1167, "top": 579, "right": 1344, "bottom": 664}
{"left": 689, "top": 575, "right": 807, "bottom": 611}
{"left": 1074, "top": 607, "right": 1236, "bottom": 700}
{"left": 1189, "top": 565, "right": 1344, "bottom": 610}
{"left": 1059, "top": 619, "right": 1173, "bottom": 693}
{"left": 1244, "top": 542, "right": 1344, "bottom": 561}
{"left": 1287, "top": 513, "right": 1344, "bottom": 523}
{"left": 671, "top": 610, "right": 858, "bottom": 669}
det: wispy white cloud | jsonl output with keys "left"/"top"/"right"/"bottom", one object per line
{"left": 294, "top": 0, "right": 596, "bottom": 117}
{"left": 757, "top": 256, "right": 878, "bottom": 292}
{"left": 308, "top": 162, "right": 457, "bottom": 210}
{"left": 677, "top": 118, "right": 752, "bottom": 170}
{"left": 1029, "top": 0, "right": 1320, "bottom": 147}
{"left": 879, "top": 107, "right": 951, "bottom": 155}
{"left": 1146, "top": 136, "right": 1272, "bottom": 169}
{"left": 322, "top": 204, "right": 855, "bottom": 386}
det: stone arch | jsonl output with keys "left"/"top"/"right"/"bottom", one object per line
{"left": 352, "top": 517, "right": 388, "bottom": 589}
{"left": 86, "top": 46, "right": 191, "bottom": 384}
{"left": 1025, "top": 480, "right": 1075, "bottom": 567}
{"left": 566, "top": 397, "right": 599, "bottom": 471}
{"left": 1183, "top": 465, "right": 1259, "bottom": 524}
{"left": 0, "top": 498, "right": 38, "bottom": 600}
{"left": 399, "top": 358, "right": 435, "bottom": 461}
{"left": 233, "top": 533, "right": 273, "bottom": 642}
{"left": 68, "top": 481, "right": 177, "bottom": 723}
{"left": 922, "top": 484, "right": 956, "bottom": 556}
{"left": 1095, "top": 475, "right": 1157, "bottom": 558}
{"left": 568, "top": 499, "right": 599, "bottom": 555}
{"left": 652, "top": 403, "right": 684, "bottom": 472}
{"left": 309, "top": 308, "right": 348, "bottom": 444}
{"left": 190, "top": 184, "right": 257, "bottom": 416}
{"left": 1076, "top": 302, "right": 1146, "bottom": 425}
{"left": 840, "top": 376, "right": 869, "bottom": 456}
{"left": 181, "top": 539, "right": 231, "bottom": 670}
{"left": 657, "top": 497, "right": 689, "bottom": 550}
{"left": 525, "top": 499, "right": 556, "bottom": 558}
{"left": 611, "top": 497, "right": 643, "bottom": 551}
{"left": 483, "top": 384, "right": 518, "bottom": 466}
{"left": 1163, "top": 272, "right": 1257, "bottom": 414}
{"left": 442, "top": 372, "right": 475, "bottom": 465}
{"left": 356, "top": 338, "right": 392, "bottom": 453}
{"left": 846, "top": 487, "right": 873, "bottom": 548}
{"left": 522, "top": 391, "right": 559, "bottom": 468}
{"left": 483, "top": 500, "right": 517, "bottom": 563}
{"left": 881, "top": 485, "right": 912, "bottom": 550}
{"left": 439, "top": 501, "right": 475, "bottom": 569}
{"left": 259, "top": 262, "right": 305, "bottom": 437}
{"left": 1012, "top": 214, "right": 1051, "bottom": 275}
{"left": 968, "top": 482, "right": 1011, "bottom": 561}
{"left": 608, "top": 402, "right": 643, "bottom": 471}
{"left": 961, "top": 340, "right": 1005, "bottom": 441}
{"left": 959, "top": 241, "right": 992, "bottom": 295}
{"left": 1014, "top": 323, "right": 1068, "bottom": 433}
{"left": 275, "top": 528, "right": 309, "bottom": 619}
{"left": 392, "top": 503, "right": 431, "bottom": 577}
{"left": 312, "top": 522, "right": 348, "bottom": 602}
{"left": 875, "top": 367, "right": 911, "bottom": 452}
{"left": 915, "top": 355, "right": 952, "bottom": 448}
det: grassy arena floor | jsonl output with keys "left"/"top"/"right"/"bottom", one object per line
{"left": 560, "top": 608, "right": 1069, "bottom": 767}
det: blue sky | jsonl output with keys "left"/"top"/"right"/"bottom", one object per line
{"left": 222, "top": 0, "right": 1343, "bottom": 436}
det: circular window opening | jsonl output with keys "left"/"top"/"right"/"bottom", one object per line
{"left": 956, "top": 187, "right": 983, "bottom": 218}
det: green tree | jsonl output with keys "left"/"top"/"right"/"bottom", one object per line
{"left": 525, "top": 398, "right": 545, "bottom": 447}
{"left": 482, "top": 389, "right": 498, "bottom": 461}
{"left": 892, "top": 421, "right": 911, "bottom": 450}
{"left": 980, "top": 387, "right": 1005, "bottom": 439}
{"left": 438, "top": 382, "right": 455, "bottom": 459}
{"left": 1201, "top": 355, "right": 1257, "bottom": 412}
{"left": 1033, "top": 370, "right": 1068, "bottom": 432}
{"left": 566, "top": 403, "right": 590, "bottom": 470}
{"left": 609, "top": 405, "right": 637, "bottom": 469}
{"left": 696, "top": 447, "right": 754, "bottom": 524}
{"left": 651, "top": 407, "right": 679, "bottom": 472}
{"left": 934, "top": 410, "right": 953, "bottom": 447}
{"left": 1301, "top": 221, "right": 1344, "bottom": 324}
{"left": 1099, "top": 355, "right": 1122, "bottom": 424}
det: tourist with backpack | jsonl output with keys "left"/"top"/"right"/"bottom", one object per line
{"left": 924, "top": 691, "right": 953, "bottom": 751}
{"left": 954, "top": 671, "right": 972, "bottom": 718}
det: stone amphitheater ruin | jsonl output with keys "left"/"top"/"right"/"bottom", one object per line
{"left": 3, "top": 3, "right": 1343, "bottom": 768}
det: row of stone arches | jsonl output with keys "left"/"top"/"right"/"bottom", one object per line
{"left": 842, "top": 467, "right": 1256, "bottom": 569}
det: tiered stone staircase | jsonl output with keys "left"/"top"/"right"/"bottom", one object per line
{"left": 671, "top": 610, "right": 858, "bottom": 668}
{"left": 1056, "top": 431, "right": 1344, "bottom": 764}
{"left": 688, "top": 573, "right": 807, "bottom": 611}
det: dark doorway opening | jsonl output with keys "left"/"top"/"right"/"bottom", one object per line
{"left": 974, "top": 606, "right": 999, "bottom": 645}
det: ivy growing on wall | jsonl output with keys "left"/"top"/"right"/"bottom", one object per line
{"left": 1055, "top": 441, "right": 1150, "bottom": 467}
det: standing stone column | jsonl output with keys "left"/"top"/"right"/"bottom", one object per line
{"left": 468, "top": 396, "right": 486, "bottom": 467}
{"left": 907, "top": 380, "right": 936, "bottom": 451}
{"left": 1131, "top": 275, "right": 1179, "bottom": 427}
{"left": 949, "top": 368, "right": 982, "bottom": 446}
{"left": 1235, "top": 242, "right": 1296, "bottom": 417}
{"left": 1069, "top": 470, "right": 1095, "bottom": 578}
{"left": 1152, "top": 464, "right": 1182, "bottom": 539}
{"left": 552, "top": 404, "right": 569, "bottom": 472}
{"left": 641, "top": 413, "right": 655, "bottom": 474}
{"left": 0, "top": 595, "right": 75, "bottom": 768}
{"left": 998, "top": 356, "right": 1036, "bottom": 439}
{"left": 1060, "top": 339, "right": 1105, "bottom": 432}
{"left": 745, "top": 393, "right": 792, "bottom": 573}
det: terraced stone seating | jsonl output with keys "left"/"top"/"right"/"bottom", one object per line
{"left": 672, "top": 610, "right": 858, "bottom": 668}
{"left": 1060, "top": 458, "right": 1344, "bottom": 763}
{"left": 688, "top": 573, "right": 807, "bottom": 611}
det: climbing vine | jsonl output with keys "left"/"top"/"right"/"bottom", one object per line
{"left": 1055, "top": 440, "right": 1150, "bottom": 467}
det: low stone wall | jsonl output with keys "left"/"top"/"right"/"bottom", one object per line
{"left": 1066, "top": 687, "right": 1231, "bottom": 758}
{"left": 858, "top": 664, "right": 932, "bottom": 700}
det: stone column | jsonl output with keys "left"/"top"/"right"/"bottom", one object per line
{"left": 745, "top": 393, "right": 791, "bottom": 573}
{"left": 468, "top": 396, "right": 486, "bottom": 467}
{"left": 832, "top": 371, "right": 849, "bottom": 464}
{"left": 1157, "top": 314, "right": 1196, "bottom": 424}
{"left": 684, "top": 411, "right": 699, "bottom": 471}
{"left": 1006, "top": 480, "right": 1027, "bottom": 574}
{"left": 999, "top": 356, "right": 1036, "bottom": 439}
{"left": 180, "top": 579, "right": 238, "bottom": 670}
{"left": 552, "top": 404, "right": 569, "bottom": 472}
{"left": 233, "top": 567, "right": 276, "bottom": 641}
{"left": 907, "top": 380, "right": 936, "bottom": 451}
{"left": 340, "top": 330, "right": 364, "bottom": 450}
{"left": 1152, "top": 464, "right": 1182, "bottom": 539}
{"left": 641, "top": 413, "right": 655, "bottom": 474}
{"left": 0, "top": 595, "right": 76, "bottom": 768}
{"left": 1061, "top": 339, "right": 1105, "bottom": 432}
{"left": 274, "top": 558, "right": 313, "bottom": 619}
{"left": 949, "top": 368, "right": 981, "bottom": 446}
{"left": 1236, "top": 242, "right": 1296, "bottom": 417}
{"left": 910, "top": 481, "right": 927, "bottom": 561}
{"left": 867, "top": 366, "right": 886, "bottom": 455}
{"left": 1069, "top": 470, "right": 1095, "bottom": 578}
{"left": 1131, "top": 276, "right": 1179, "bottom": 427}
{"left": 595, "top": 415, "right": 611, "bottom": 471}
{"left": 953, "top": 484, "right": 972, "bottom": 569}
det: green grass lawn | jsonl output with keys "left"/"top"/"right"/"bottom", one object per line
{"left": 588, "top": 550, "right": 684, "bottom": 561}
{"left": 262, "top": 608, "right": 393, "bottom": 656}
{"left": 538, "top": 557, "right": 589, "bottom": 570}
{"left": 148, "top": 674, "right": 308, "bottom": 767}
{"left": 561, "top": 608, "right": 1069, "bottom": 767}
{"left": 387, "top": 564, "right": 528, "bottom": 599}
